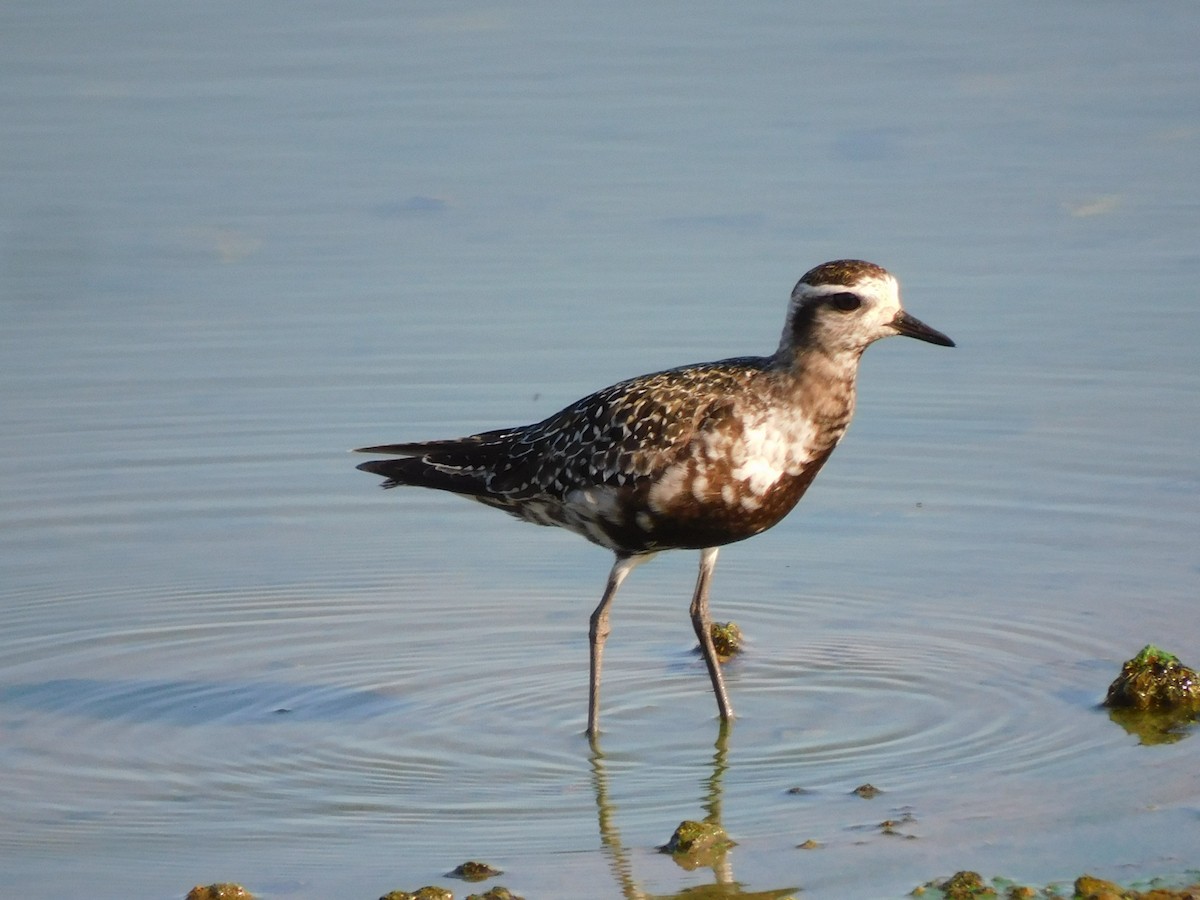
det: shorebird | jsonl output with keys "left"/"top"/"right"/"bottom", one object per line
{"left": 357, "top": 259, "right": 954, "bottom": 736}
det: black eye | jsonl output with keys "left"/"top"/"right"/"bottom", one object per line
{"left": 829, "top": 292, "right": 862, "bottom": 312}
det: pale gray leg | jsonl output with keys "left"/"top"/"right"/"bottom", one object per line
{"left": 690, "top": 546, "right": 734, "bottom": 721}
{"left": 588, "top": 553, "right": 645, "bottom": 737}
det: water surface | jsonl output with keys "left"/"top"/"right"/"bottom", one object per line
{"left": 2, "top": 2, "right": 1199, "bottom": 898}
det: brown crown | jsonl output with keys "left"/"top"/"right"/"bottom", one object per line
{"left": 797, "top": 259, "right": 889, "bottom": 287}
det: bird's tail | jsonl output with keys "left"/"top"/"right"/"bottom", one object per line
{"left": 354, "top": 429, "right": 519, "bottom": 497}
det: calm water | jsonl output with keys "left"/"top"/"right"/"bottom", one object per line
{"left": 3, "top": 2, "right": 1199, "bottom": 898}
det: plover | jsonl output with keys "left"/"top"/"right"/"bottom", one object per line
{"left": 357, "top": 259, "right": 954, "bottom": 736}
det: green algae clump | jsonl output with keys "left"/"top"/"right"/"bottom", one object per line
{"left": 913, "top": 871, "right": 1200, "bottom": 899}
{"left": 1074, "top": 874, "right": 1127, "bottom": 899}
{"left": 1105, "top": 646, "right": 1200, "bottom": 743}
{"left": 465, "top": 888, "right": 525, "bottom": 900}
{"left": 448, "top": 861, "right": 502, "bottom": 882}
{"left": 379, "top": 888, "right": 454, "bottom": 900}
{"left": 912, "top": 871, "right": 995, "bottom": 899}
{"left": 659, "top": 819, "right": 735, "bottom": 869}
{"left": 186, "top": 885, "right": 255, "bottom": 900}
{"left": 1105, "top": 646, "right": 1200, "bottom": 710}
{"left": 710, "top": 621, "right": 744, "bottom": 659}
{"left": 938, "top": 871, "right": 995, "bottom": 899}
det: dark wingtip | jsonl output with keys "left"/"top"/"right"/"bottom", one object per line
{"left": 355, "top": 442, "right": 444, "bottom": 458}
{"left": 355, "top": 458, "right": 405, "bottom": 489}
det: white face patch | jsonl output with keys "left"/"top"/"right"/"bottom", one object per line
{"left": 779, "top": 271, "right": 907, "bottom": 356}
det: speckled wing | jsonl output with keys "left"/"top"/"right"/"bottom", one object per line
{"left": 357, "top": 358, "right": 765, "bottom": 505}
{"left": 490, "top": 359, "right": 765, "bottom": 499}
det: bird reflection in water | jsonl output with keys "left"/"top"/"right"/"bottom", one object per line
{"left": 589, "top": 723, "right": 798, "bottom": 899}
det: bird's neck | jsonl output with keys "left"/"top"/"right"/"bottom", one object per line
{"left": 773, "top": 345, "right": 861, "bottom": 438}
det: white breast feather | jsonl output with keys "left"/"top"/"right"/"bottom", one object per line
{"left": 730, "top": 411, "right": 820, "bottom": 496}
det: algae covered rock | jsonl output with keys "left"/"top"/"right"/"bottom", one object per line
{"left": 940, "top": 870, "right": 994, "bottom": 898}
{"left": 660, "top": 819, "right": 733, "bottom": 854}
{"left": 914, "top": 870, "right": 1200, "bottom": 900}
{"left": 916, "top": 871, "right": 996, "bottom": 899}
{"left": 659, "top": 819, "right": 735, "bottom": 869}
{"left": 1105, "top": 645, "right": 1200, "bottom": 710}
{"left": 1105, "top": 646, "right": 1200, "bottom": 743}
{"left": 448, "top": 861, "right": 502, "bottom": 882}
{"left": 379, "top": 888, "right": 454, "bottom": 900}
{"left": 1074, "top": 873, "right": 1126, "bottom": 899}
{"left": 186, "top": 885, "right": 255, "bottom": 900}
{"left": 710, "top": 621, "right": 744, "bottom": 659}
{"left": 879, "top": 808, "right": 918, "bottom": 838}
{"left": 465, "top": 888, "right": 525, "bottom": 900}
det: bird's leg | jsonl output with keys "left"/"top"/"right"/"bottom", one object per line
{"left": 690, "top": 546, "right": 734, "bottom": 722}
{"left": 588, "top": 553, "right": 644, "bottom": 737}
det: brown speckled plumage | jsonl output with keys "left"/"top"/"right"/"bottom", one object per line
{"left": 357, "top": 259, "right": 954, "bottom": 735}
{"left": 358, "top": 361, "right": 842, "bottom": 552}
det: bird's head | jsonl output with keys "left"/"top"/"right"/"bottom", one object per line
{"left": 779, "top": 259, "right": 954, "bottom": 359}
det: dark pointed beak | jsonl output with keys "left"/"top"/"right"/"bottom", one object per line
{"left": 892, "top": 310, "right": 955, "bottom": 347}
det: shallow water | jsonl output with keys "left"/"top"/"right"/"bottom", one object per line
{"left": 3, "top": 2, "right": 1199, "bottom": 898}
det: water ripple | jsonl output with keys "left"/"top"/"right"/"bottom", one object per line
{"left": 0, "top": 576, "right": 1135, "bottom": 857}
